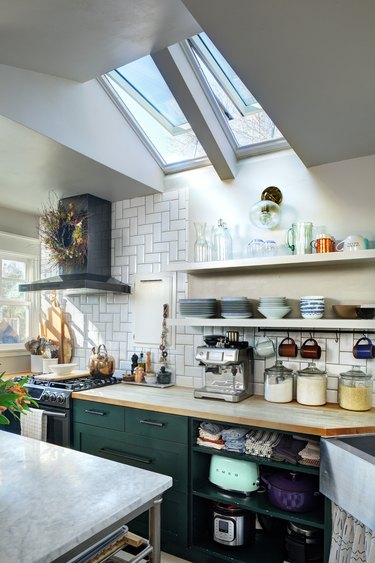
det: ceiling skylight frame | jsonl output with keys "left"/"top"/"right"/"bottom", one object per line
{"left": 98, "top": 74, "right": 210, "bottom": 174}
{"left": 181, "top": 37, "right": 289, "bottom": 158}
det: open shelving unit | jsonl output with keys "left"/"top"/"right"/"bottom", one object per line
{"left": 167, "top": 249, "right": 375, "bottom": 274}
{"left": 167, "top": 249, "right": 375, "bottom": 332}
{"left": 189, "top": 419, "right": 330, "bottom": 563}
{"left": 167, "top": 317, "right": 375, "bottom": 330}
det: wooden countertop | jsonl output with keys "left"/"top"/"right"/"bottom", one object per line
{"left": 72, "top": 385, "right": 375, "bottom": 437}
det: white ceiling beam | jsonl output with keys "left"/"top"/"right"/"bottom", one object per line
{"left": 152, "top": 44, "right": 237, "bottom": 180}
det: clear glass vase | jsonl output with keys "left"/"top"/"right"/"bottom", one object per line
{"left": 194, "top": 222, "right": 208, "bottom": 262}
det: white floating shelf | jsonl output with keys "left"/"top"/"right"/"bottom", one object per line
{"left": 167, "top": 249, "right": 375, "bottom": 274}
{"left": 167, "top": 318, "right": 375, "bottom": 330}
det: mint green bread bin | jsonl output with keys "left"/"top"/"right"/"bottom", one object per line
{"left": 209, "top": 455, "right": 259, "bottom": 494}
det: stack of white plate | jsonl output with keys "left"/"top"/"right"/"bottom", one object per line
{"left": 220, "top": 297, "right": 252, "bottom": 319}
{"left": 179, "top": 298, "right": 217, "bottom": 318}
{"left": 258, "top": 296, "right": 291, "bottom": 319}
{"left": 300, "top": 296, "right": 325, "bottom": 319}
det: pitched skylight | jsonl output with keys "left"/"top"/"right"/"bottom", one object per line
{"left": 100, "top": 33, "right": 286, "bottom": 175}
{"left": 185, "top": 33, "right": 285, "bottom": 155}
{"left": 103, "top": 55, "right": 207, "bottom": 172}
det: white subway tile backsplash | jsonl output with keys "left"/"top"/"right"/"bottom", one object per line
{"left": 55, "top": 188, "right": 375, "bottom": 407}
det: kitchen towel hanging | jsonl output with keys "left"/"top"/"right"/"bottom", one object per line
{"left": 329, "top": 503, "right": 375, "bottom": 563}
{"left": 20, "top": 408, "right": 47, "bottom": 441}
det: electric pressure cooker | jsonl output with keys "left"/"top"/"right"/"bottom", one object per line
{"left": 212, "top": 502, "right": 255, "bottom": 547}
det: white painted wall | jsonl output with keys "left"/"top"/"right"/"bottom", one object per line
{"left": 0, "top": 207, "right": 38, "bottom": 239}
{"left": 165, "top": 150, "right": 375, "bottom": 260}
{"left": 0, "top": 64, "right": 164, "bottom": 192}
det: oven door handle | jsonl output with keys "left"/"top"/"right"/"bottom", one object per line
{"left": 42, "top": 410, "right": 67, "bottom": 418}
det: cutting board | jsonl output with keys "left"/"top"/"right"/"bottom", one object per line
{"left": 33, "top": 370, "right": 90, "bottom": 382}
{"left": 40, "top": 298, "right": 74, "bottom": 363}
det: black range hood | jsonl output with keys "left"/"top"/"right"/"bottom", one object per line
{"left": 19, "top": 194, "right": 131, "bottom": 295}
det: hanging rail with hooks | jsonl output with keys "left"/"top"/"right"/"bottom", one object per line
{"left": 257, "top": 328, "right": 375, "bottom": 336}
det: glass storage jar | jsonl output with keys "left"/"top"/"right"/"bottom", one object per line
{"left": 264, "top": 360, "right": 294, "bottom": 403}
{"left": 296, "top": 363, "right": 327, "bottom": 406}
{"left": 339, "top": 366, "right": 373, "bottom": 411}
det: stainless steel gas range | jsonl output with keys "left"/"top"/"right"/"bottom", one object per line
{"left": 6, "top": 374, "right": 120, "bottom": 447}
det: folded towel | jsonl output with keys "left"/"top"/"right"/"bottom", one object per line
{"left": 272, "top": 434, "right": 308, "bottom": 464}
{"left": 20, "top": 408, "right": 47, "bottom": 441}
{"left": 197, "top": 437, "right": 225, "bottom": 450}
{"left": 222, "top": 427, "right": 248, "bottom": 441}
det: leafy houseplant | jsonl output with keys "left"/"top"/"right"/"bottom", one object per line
{"left": 0, "top": 373, "right": 37, "bottom": 425}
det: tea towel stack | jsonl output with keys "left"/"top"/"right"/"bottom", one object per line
{"left": 245, "top": 429, "right": 281, "bottom": 457}
{"left": 298, "top": 440, "right": 320, "bottom": 467}
{"left": 196, "top": 421, "right": 225, "bottom": 450}
{"left": 222, "top": 427, "right": 248, "bottom": 454}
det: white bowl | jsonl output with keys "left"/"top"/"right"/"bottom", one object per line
{"left": 49, "top": 363, "right": 77, "bottom": 375}
{"left": 258, "top": 307, "right": 292, "bottom": 319}
{"left": 301, "top": 312, "right": 324, "bottom": 319}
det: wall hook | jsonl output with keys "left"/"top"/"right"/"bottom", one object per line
{"left": 335, "top": 331, "right": 339, "bottom": 343}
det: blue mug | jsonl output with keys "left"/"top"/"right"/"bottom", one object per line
{"left": 353, "top": 337, "right": 375, "bottom": 359}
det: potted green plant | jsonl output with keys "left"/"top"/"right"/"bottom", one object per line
{"left": 0, "top": 373, "right": 37, "bottom": 425}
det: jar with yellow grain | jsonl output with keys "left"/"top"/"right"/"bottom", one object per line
{"left": 339, "top": 366, "right": 373, "bottom": 411}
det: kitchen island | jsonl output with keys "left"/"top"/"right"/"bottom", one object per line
{"left": 72, "top": 384, "right": 375, "bottom": 436}
{"left": 0, "top": 432, "right": 172, "bottom": 563}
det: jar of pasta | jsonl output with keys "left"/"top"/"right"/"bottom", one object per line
{"left": 339, "top": 366, "right": 373, "bottom": 411}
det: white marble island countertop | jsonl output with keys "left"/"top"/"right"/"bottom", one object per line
{"left": 0, "top": 432, "right": 172, "bottom": 563}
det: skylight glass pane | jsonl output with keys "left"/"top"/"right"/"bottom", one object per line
{"left": 188, "top": 34, "right": 283, "bottom": 149}
{"left": 116, "top": 56, "right": 186, "bottom": 128}
{"left": 106, "top": 56, "right": 206, "bottom": 167}
{"left": 197, "top": 33, "right": 256, "bottom": 108}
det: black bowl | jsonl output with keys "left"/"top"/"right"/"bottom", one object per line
{"left": 355, "top": 307, "right": 375, "bottom": 320}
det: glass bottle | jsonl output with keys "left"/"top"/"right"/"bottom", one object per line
{"left": 206, "top": 225, "right": 215, "bottom": 261}
{"left": 222, "top": 222, "right": 232, "bottom": 260}
{"left": 214, "top": 219, "right": 232, "bottom": 261}
{"left": 194, "top": 222, "right": 208, "bottom": 262}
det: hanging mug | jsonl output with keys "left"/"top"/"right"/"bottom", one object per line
{"left": 353, "top": 337, "right": 375, "bottom": 359}
{"left": 278, "top": 337, "right": 298, "bottom": 358}
{"left": 255, "top": 336, "right": 275, "bottom": 358}
{"left": 300, "top": 338, "right": 321, "bottom": 360}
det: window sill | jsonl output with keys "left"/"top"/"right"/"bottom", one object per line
{"left": 0, "top": 347, "right": 29, "bottom": 358}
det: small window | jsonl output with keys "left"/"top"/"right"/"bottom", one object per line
{"left": 0, "top": 254, "right": 37, "bottom": 346}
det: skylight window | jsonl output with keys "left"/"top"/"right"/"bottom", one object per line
{"left": 186, "top": 33, "right": 285, "bottom": 154}
{"left": 104, "top": 56, "right": 207, "bottom": 171}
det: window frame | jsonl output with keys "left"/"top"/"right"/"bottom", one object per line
{"left": 98, "top": 75, "right": 210, "bottom": 175}
{"left": 181, "top": 38, "right": 289, "bottom": 159}
{"left": 0, "top": 232, "right": 39, "bottom": 357}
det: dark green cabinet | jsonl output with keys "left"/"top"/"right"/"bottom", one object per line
{"left": 72, "top": 400, "right": 190, "bottom": 559}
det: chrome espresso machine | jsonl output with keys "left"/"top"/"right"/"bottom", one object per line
{"left": 194, "top": 335, "right": 254, "bottom": 402}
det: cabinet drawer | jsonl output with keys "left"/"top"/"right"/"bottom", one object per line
{"left": 73, "top": 424, "right": 188, "bottom": 494}
{"left": 125, "top": 408, "right": 188, "bottom": 443}
{"left": 73, "top": 400, "right": 125, "bottom": 431}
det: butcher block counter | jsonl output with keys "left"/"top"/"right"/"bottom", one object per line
{"left": 72, "top": 384, "right": 375, "bottom": 437}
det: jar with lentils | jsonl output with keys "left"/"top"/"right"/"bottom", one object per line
{"left": 339, "top": 366, "right": 373, "bottom": 411}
